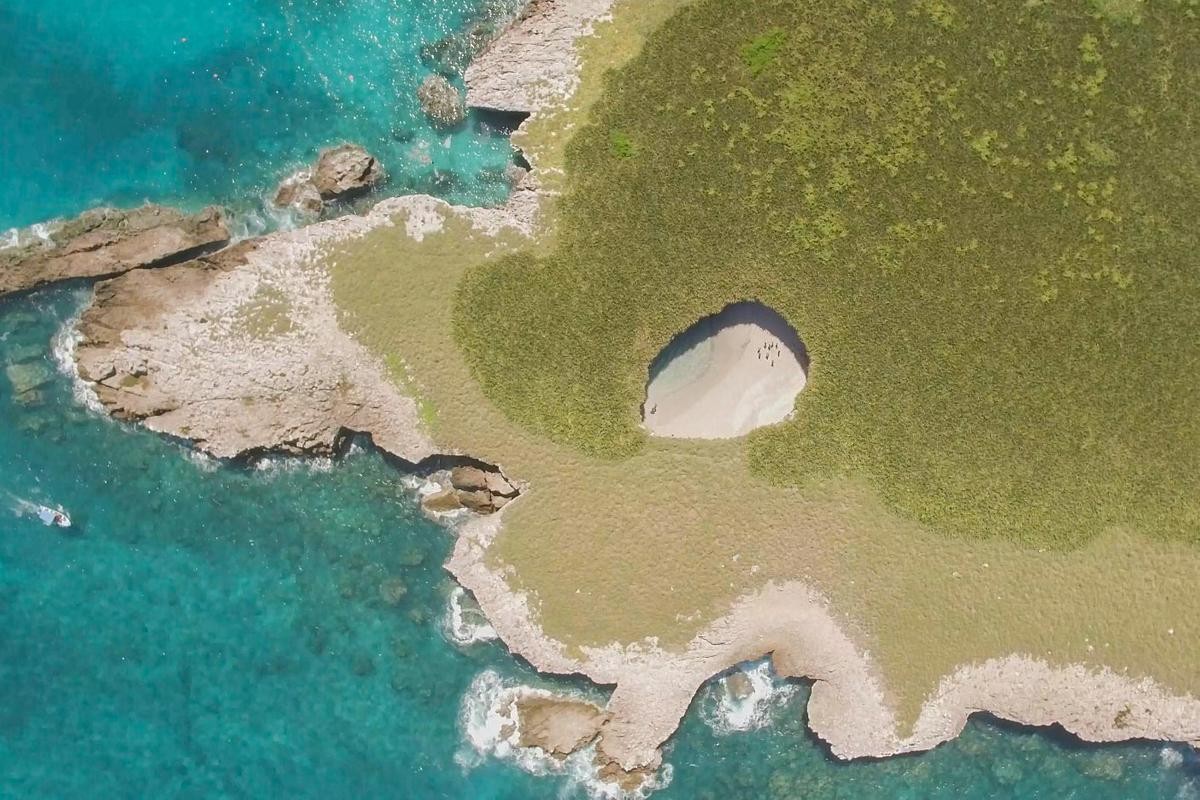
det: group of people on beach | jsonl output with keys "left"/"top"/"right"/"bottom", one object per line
{"left": 756, "top": 340, "right": 781, "bottom": 368}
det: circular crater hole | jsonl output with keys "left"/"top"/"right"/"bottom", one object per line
{"left": 643, "top": 301, "right": 808, "bottom": 439}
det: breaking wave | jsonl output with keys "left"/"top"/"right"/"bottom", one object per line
{"left": 701, "top": 660, "right": 799, "bottom": 734}
{"left": 457, "top": 670, "right": 672, "bottom": 799}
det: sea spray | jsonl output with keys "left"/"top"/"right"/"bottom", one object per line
{"left": 50, "top": 295, "right": 104, "bottom": 415}
{"left": 457, "top": 670, "right": 673, "bottom": 799}
{"left": 444, "top": 585, "right": 498, "bottom": 646}
{"left": 701, "top": 660, "right": 799, "bottom": 734}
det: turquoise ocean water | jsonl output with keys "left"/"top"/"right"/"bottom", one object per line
{"left": 0, "top": 2, "right": 1198, "bottom": 798}
{"left": 0, "top": 0, "right": 522, "bottom": 232}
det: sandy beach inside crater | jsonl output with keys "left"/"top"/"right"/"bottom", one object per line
{"left": 644, "top": 301, "right": 807, "bottom": 439}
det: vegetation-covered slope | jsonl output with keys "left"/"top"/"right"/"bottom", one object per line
{"left": 456, "top": 0, "right": 1200, "bottom": 547}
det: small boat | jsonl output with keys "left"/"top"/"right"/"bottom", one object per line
{"left": 35, "top": 505, "right": 71, "bottom": 528}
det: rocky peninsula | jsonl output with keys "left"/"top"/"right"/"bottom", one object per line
{"left": 4, "top": 0, "right": 1195, "bottom": 793}
{"left": 1, "top": 204, "right": 228, "bottom": 298}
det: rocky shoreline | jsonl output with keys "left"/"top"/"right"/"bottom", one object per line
{"left": 4, "top": 0, "right": 1199, "bottom": 793}
{"left": 0, "top": 204, "right": 229, "bottom": 299}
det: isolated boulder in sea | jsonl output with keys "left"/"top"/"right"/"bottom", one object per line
{"left": 417, "top": 75, "right": 467, "bottom": 129}
{"left": 311, "top": 144, "right": 386, "bottom": 200}
{"left": 0, "top": 204, "right": 230, "bottom": 299}
{"left": 273, "top": 170, "right": 325, "bottom": 217}
{"left": 513, "top": 694, "right": 609, "bottom": 758}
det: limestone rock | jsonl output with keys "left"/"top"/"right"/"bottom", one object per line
{"left": 450, "top": 465, "right": 517, "bottom": 497}
{"left": 417, "top": 75, "right": 467, "bottom": 129}
{"left": 422, "top": 488, "right": 463, "bottom": 513}
{"left": 71, "top": 225, "right": 434, "bottom": 462}
{"left": 311, "top": 144, "right": 386, "bottom": 200}
{"left": 273, "top": 171, "right": 324, "bottom": 216}
{"left": 448, "top": 465, "right": 518, "bottom": 513}
{"left": 0, "top": 204, "right": 230, "bottom": 298}
{"left": 504, "top": 163, "right": 530, "bottom": 188}
{"left": 595, "top": 760, "right": 654, "bottom": 792}
{"left": 515, "top": 695, "right": 609, "bottom": 758}
{"left": 457, "top": 489, "right": 501, "bottom": 514}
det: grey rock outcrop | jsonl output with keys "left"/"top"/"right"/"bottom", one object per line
{"left": 450, "top": 464, "right": 519, "bottom": 513}
{"left": 272, "top": 145, "right": 386, "bottom": 216}
{"left": 312, "top": 144, "right": 386, "bottom": 200}
{"left": 72, "top": 221, "right": 434, "bottom": 462}
{"left": 417, "top": 75, "right": 467, "bottom": 129}
{"left": 0, "top": 205, "right": 229, "bottom": 298}
{"left": 513, "top": 694, "right": 609, "bottom": 758}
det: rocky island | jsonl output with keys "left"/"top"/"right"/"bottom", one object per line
{"left": 5, "top": 0, "right": 1198, "bottom": 793}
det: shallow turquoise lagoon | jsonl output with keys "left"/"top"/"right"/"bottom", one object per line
{"left": 1, "top": 291, "right": 1197, "bottom": 799}
{"left": 0, "top": 0, "right": 522, "bottom": 231}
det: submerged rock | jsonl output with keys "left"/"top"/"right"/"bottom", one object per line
{"left": 417, "top": 75, "right": 467, "bottom": 129}
{"left": 0, "top": 204, "right": 230, "bottom": 299}
{"left": 378, "top": 577, "right": 408, "bottom": 607}
{"left": 419, "top": 0, "right": 522, "bottom": 75}
{"left": 5, "top": 362, "right": 52, "bottom": 406}
{"left": 514, "top": 694, "right": 609, "bottom": 758}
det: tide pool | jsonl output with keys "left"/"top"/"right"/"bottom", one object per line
{"left": 1, "top": 290, "right": 1196, "bottom": 799}
{"left": 0, "top": 0, "right": 523, "bottom": 232}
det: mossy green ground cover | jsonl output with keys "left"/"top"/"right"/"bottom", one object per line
{"left": 456, "top": 0, "right": 1200, "bottom": 548}
{"left": 334, "top": 0, "right": 1200, "bottom": 725}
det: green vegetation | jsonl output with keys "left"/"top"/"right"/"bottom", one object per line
{"left": 740, "top": 27, "right": 786, "bottom": 76}
{"left": 608, "top": 129, "right": 637, "bottom": 158}
{"left": 455, "top": 0, "right": 1200, "bottom": 548}
{"left": 333, "top": 0, "right": 1200, "bottom": 724}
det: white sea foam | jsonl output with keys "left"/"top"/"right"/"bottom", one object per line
{"left": 702, "top": 660, "right": 798, "bottom": 734}
{"left": 444, "top": 586, "right": 498, "bottom": 646}
{"left": 30, "top": 222, "right": 53, "bottom": 243}
{"left": 457, "top": 671, "right": 672, "bottom": 799}
{"left": 229, "top": 208, "right": 270, "bottom": 242}
{"left": 253, "top": 455, "right": 334, "bottom": 474}
{"left": 1161, "top": 746, "right": 1185, "bottom": 769}
{"left": 50, "top": 303, "right": 104, "bottom": 415}
{"left": 186, "top": 450, "right": 219, "bottom": 473}
{"left": 1, "top": 227, "right": 18, "bottom": 250}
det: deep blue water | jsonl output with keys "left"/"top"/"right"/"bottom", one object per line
{"left": 1, "top": 1, "right": 1199, "bottom": 797}
{"left": 0, "top": 0, "right": 521, "bottom": 231}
